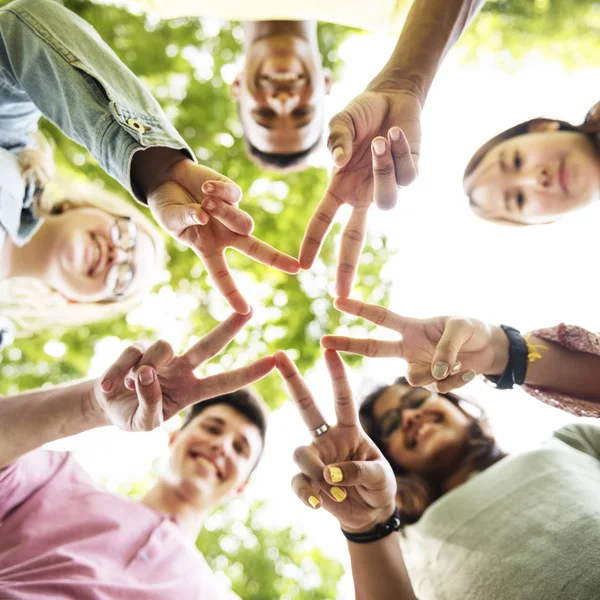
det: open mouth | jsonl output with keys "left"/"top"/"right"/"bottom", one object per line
{"left": 88, "top": 233, "right": 103, "bottom": 277}
{"left": 189, "top": 449, "right": 223, "bottom": 481}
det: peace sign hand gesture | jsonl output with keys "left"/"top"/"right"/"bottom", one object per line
{"left": 322, "top": 298, "right": 509, "bottom": 394}
{"left": 276, "top": 349, "right": 396, "bottom": 534}
{"left": 92, "top": 310, "right": 275, "bottom": 432}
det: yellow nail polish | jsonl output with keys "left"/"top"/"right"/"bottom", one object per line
{"left": 329, "top": 466, "right": 343, "bottom": 483}
{"left": 308, "top": 495, "right": 320, "bottom": 509}
{"left": 331, "top": 486, "right": 347, "bottom": 502}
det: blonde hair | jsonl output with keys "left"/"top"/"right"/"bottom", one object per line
{"left": 1, "top": 151, "right": 167, "bottom": 334}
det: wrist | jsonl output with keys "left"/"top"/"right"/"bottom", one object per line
{"left": 85, "top": 379, "right": 112, "bottom": 429}
{"left": 487, "top": 325, "right": 510, "bottom": 376}
{"left": 131, "top": 146, "right": 189, "bottom": 201}
{"left": 340, "top": 503, "right": 397, "bottom": 535}
{"left": 367, "top": 68, "right": 425, "bottom": 106}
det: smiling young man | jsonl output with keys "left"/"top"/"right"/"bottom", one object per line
{"left": 0, "top": 313, "right": 272, "bottom": 599}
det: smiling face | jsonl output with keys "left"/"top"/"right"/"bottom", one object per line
{"left": 372, "top": 384, "right": 471, "bottom": 476}
{"left": 165, "top": 404, "right": 264, "bottom": 511}
{"left": 465, "top": 126, "right": 600, "bottom": 225}
{"left": 44, "top": 206, "right": 156, "bottom": 302}
{"left": 232, "top": 34, "right": 331, "bottom": 160}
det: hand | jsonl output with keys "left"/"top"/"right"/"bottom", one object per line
{"left": 18, "top": 133, "right": 55, "bottom": 189}
{"left": 299, "top": 88, "right": 420, "bottom": 297}
{"left": 133, "top": 149, "right": 300, "bottom": 314}
{"left": 276, "top": 349, "right": 397, "bottom": 534}
{"left": 321, "top": 298, "right": 510, "bottom": 394}
{"left": 92, "top": 310, "right": 275, "bottom": 432}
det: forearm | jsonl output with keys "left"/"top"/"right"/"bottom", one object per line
{"left": 0, "top": 379, "right": 106, "bottom": 468}
{"left": 348, "top": 533, "right": 417, "bottom": 600}
{"left": 523, "top": 334, "right": 600, "bottom": 400}
{"left": 373, "top": 0, "right": 484, "bottom": 102}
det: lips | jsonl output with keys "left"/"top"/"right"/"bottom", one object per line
{"left": 189, "top": 449, "right": 223, "bottom": 481}
{"left": 558, "top": 158, "right": 569, "bottom": 194}
{"left": 88, "top": 233, "right": 106, "bottom": 277}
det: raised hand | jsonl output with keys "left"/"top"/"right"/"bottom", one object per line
{"left": 133, "top": 149, "right": 300, "bottom": 314}
{"left": 299, "top": 89, "right": 420, "bottom": 298}
{"left": 92, "top": 310, "right": 275, "bottom": 432}
{"left": 276, "top": 349, "right": 396, "bottom": 534}
{"left": 322, "top": 298, "right": 510, "bottom": 394}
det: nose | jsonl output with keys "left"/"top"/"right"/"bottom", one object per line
{"left": 266, "top": 89, "right": 300, "bottom": 115}
{"left": 402, "top": 409, "right": 422, "bottom": 433}
{"left": 520, "top": 164, "right": 553, "bottom": 190}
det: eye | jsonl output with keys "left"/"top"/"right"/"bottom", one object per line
{"left": 234, "top": 442, "right": 249, "bottom": 458}
{"left": 381, "top": 413, "right": 402, "bottom": 439}
{"left": 513, "top": 151, "right": 522, "bottom": 170}
{"left": 408, "top": 398, "right": 426, "bottom": 410}
{"left": 203, "top": 424, "right": 220, "bottom": 435}
{"left": 255, "top": 107, "right": 276, "bottom": 119}
{"left": 292, "top": 107, "right": 311, "bottom": 118}
{"left": 516, "top": 191, "right": 525, "bottom": 209}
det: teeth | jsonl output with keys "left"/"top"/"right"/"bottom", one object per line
{"left": 266, "top": 73, "right": 299, "bottom": 82}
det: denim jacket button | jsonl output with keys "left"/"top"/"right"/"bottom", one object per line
{"left": 127, "top": 118, "right": 149, "bottom": 133}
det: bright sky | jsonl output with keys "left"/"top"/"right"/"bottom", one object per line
{"left": 49, "top": 26, "right": 599, "bottom": 599}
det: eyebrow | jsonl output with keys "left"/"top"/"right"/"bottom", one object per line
{"left": 499, "top": 151, "right": 507, "bottom": 173}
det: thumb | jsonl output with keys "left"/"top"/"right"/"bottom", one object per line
{"left": 133, "top": 366, "right": 164, "bottom": 431}
{"left": 431, "top": 318, "right": 473, "bottom": 380}
{"left": 327, "top": 112, "right": 355, "bottom": 168}
{"left": 149, "top": 193, "right": 209, "bottom": 237}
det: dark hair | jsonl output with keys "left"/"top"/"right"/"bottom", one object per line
{"left": 359, "top": 377, "right": 505, "bottom": 525}
{"left": 182, "top": 388, "right": 269, "bottom": 455}
{"left": 244, "top": 137, "right": 322, "bottom": 172}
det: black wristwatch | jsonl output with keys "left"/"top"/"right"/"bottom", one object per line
{"left": 485, "top": 325, "right": 528, "bottom": 390}
{"left": 341, "top": 507, "right": 402, "bottom": 544}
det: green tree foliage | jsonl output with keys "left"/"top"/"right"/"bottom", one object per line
{"left": 462, "top": 0, "right": 600, "bottom": 68}
{"left": 0, "top": 0, "right": 393, "bottom": 406}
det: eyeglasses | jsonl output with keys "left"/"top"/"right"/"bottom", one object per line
{"left": 105, "top": 216, "right": 137, "bottom": 300}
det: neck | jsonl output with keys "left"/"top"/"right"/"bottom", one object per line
{"left": 243, "top": 20, "right": 318, "bottom": 49}
{"left": 0, "top": 222, "right": 56, "bottom": 282}
{"left": 140, "top": 480, "right": 210, "bottom": 540}
{"left": 440, "top": 455, "right": 479, "bottom": 493}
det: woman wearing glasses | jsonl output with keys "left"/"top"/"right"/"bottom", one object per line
{"left": 0, "top": 133, "right": 164, "bottom": 340}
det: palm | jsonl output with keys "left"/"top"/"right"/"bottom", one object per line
{"left": 181, "top": 214, "right": 237, "bottom": 258}
{"left": 312, "top": 425, "right": 395, "bottom": 531}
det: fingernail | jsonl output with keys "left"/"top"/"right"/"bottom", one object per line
{"left": 432, "top": 362, "right": 449, "bottom": 379}
{"left": 203, "top": 199, "right": 216, "bottom": 211}
{"left": 333, "top": 147, "right": 344, "bottom": 162}
{"left": 329, "top": 466, "right": 343, "bottom": 483}
{"left": 203, "top": 183, "right": 214, "bottom": 193}
{"left": 451, "top": 361, "right": 462, "bottom": 375}
{"left": 331, "top": 486, "right": 347, "bottom": 502}
{"left": 308, "top": 495, "right": 320, "bottom": 509}
{"left": 139, "top": 368, "right": 155, "bottom": 387}
{"left": 461, "top": 370, "right": 476, "bottom": 383}
{"left": 390, "top": 127, "right": 401, "bottom": 141}
{"left": 101, "top": 379, "right": 113, "bottom": 393}
{"left": 373, "top": 139, "right": 386, "bottom": 156}
{"left": 192, "top": 213, "right": 203, "bottom": 225}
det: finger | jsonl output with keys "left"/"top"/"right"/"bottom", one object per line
{"left": 182, "top": 310, "right": 254, "bottom": 367}
{"left": 202, "top": 252, "right": 251, "bottom": 315}
{"left": 336, "top": 205, "right": 369, "bottom": 298}
{"left": 201, "top": 198, "right": 254, "bottom": 236}
{"left": 321, "top": 336, "right": 402, "bottom": 358}
{"left": 133, "top": 366, "right": 164, "bottom": 430}
{"left": 435, "top": 370, "right": 477, "bottom": 394}
{"left": 293, "top": 445, "right": 327, "bottom": 481}
{"left": 291, "top": 472, "right": 323, "bottom": 510}
{"left": 324, "top": 460, "right": 388, "bottom": 488}
{"left": 298, "top": 193, "right": 342, "bottom": 270}
{"left": 100, "top": 343, "right": 146, "bottom": 393}
{"left": 327, "top": 112, "right": 355, "bottom": 168}
{"left": 194, "top": 356, "right": 275, "bottom": 401}
{"left": 323, "top": 350, "right": 357, "bottom": 427}
{"left": 333, "top": 298, "right": 408, "bottom": 333}
{"left": 150, "top": 184, "right": 210, "bottom": 231}
{"left": 431, "top": 318, "right": 474, "bottom": 380}
{"left": 201, "top": 180, "right": 242, "bottom": 205}
{"left": 234, "top": 235, "right": 300, "bottom": 274}
{"left": 274, "top": 350, "right": 327, "bottom": 431}
{"left": 371, "top": 136, "right": 398, "bottom": 211}
{"left": 388, "top": 127, "right": 418, "bottom": 188}
{"left": 125, "top": 340, "right": 175, "bottom": 390}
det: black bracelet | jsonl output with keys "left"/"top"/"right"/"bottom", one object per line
{"left": 341, "top": 508, "right": 402, "bottom": 544}
{"left": 485, "top": 325, "right": 528, "bottom": 390}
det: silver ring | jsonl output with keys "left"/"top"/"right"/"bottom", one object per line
{"left": 310, "top": 423, "right": 330, "bottom": 437}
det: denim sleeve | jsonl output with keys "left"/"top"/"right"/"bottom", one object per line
{"left": 0, "top": 0, "right": 195, "bottom": 201}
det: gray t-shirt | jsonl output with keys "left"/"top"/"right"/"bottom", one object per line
{"left": 402, "top": 424, "right": 600, "bottom": 600}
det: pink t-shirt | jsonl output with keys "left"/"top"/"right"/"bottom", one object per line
{"left": 0, "top": 450, "right": 237, "bottom": 599}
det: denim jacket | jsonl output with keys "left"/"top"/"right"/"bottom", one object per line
{"left": 0, "top": 0, "right": 194, "bottom": 250}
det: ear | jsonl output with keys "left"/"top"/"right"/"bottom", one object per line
{"left": 528, "top": 120, "right": 560, "bottom": 133}
{"left": 585, "top": 101, "right": 600, "bottom": 124}
{"left": 230, "top": 74, "right": 242, "bottom": 101}
{"left": 168, "top": 430, "right": 179, "bottom": 447}
{"left": 58, "top": 200, "right": 73, "bottom": 214}
{"left": 323, "top": 69, "right": 333, "bottom": 95}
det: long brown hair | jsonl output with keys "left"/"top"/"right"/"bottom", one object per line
{"left": 359, "top": 377, "right": 506, "bottom": 525}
